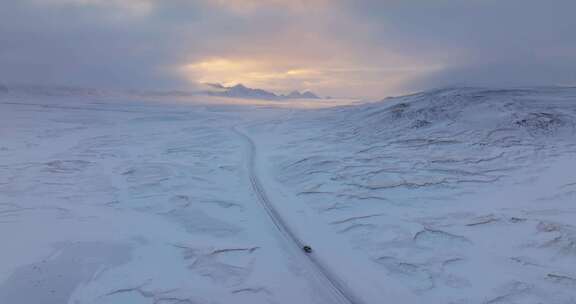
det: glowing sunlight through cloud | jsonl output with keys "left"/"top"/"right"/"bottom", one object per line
{"left": 182, "top": 58, "right": 321, "bottom": 92}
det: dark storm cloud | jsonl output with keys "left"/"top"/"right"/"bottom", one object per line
{"left": 0, "top": 1, "right": 199, "bottom": 89}
{"left": 343, "top": 0, "right": 576, "bottom": 90}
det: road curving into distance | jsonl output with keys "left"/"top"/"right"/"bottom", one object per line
{"left": 233, "top": 126, "right": 361, "bottom": 304}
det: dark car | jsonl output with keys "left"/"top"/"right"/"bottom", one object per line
{"left": 302, "top": 245, "right": 312, "bottom": 253}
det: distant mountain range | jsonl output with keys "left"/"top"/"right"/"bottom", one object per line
{"left": 202, "top": 83, "right": 321, "bottom": 100}
{"left": 0, "top": 83, "right": 322, "bottom": 100}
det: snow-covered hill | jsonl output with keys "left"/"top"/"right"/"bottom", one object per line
{"left": 250, "top": 87, "right": 576, "bottom": 303}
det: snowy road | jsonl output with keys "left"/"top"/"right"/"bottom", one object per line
{"left": 233, "top": 126, "right": 360, "bottom": 304}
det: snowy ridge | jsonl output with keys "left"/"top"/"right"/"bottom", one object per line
{"left": 257, "top": 87, "right": 576, "bottom": 303}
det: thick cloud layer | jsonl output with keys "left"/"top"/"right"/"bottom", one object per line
{"left": 345, "top": 0, "right": 576, "bottom": 91}
{"left": 0, "top": 0, "right": 574, "bottom": 97}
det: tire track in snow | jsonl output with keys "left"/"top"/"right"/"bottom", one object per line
{"left": 233, "top": 126, "right": 361, "bottom": 304}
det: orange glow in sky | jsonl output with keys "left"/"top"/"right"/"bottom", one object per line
{"left": 181, "top": 58, "right": 324, "bottom": 92}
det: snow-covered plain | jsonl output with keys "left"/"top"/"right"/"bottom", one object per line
{"left": 1, "top": 87, "right": 575, "bottom": 303}
{"left": 0, "top": 92, "right": 320, "bottom": 304}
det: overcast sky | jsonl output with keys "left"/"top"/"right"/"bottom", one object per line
{"left": 1, "top": 0, "right": 575, "bottom": 98}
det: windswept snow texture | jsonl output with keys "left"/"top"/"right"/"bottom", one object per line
{"left": 1, "top": 87, "right": 576, "bottom": 304}
{"left": 253, "top": 87, "right": 576, "bottom": 303}
{"left": 0, "top": 94, "right": 320, "bottom": 304}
